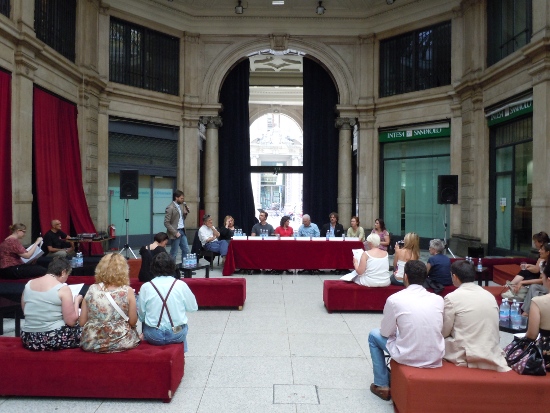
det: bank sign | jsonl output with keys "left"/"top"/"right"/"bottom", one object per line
{"left": 379, "top": 127, "right": 450, "bottom": 143}
{"left": 487, "top": 100, "right": 532, "bottom": 127}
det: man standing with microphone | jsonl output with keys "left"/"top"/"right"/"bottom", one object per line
{"left": 164, "top": 190, "right": 189, "bottom": 267}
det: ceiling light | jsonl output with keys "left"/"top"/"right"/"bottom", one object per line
{"left": 316, "top": 1, "right": 326, "bottom": 15}
{"left": 272, "top": 1, "right": 284, "bottom": 4}
{"left": 235, "top": 0, "right": 244, "bottom": 14}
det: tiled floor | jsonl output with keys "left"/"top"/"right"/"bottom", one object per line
{"left": 0, "top": 251, "right": 515, "bottom": 413}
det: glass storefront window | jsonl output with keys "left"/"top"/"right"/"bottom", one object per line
{"left": 382, "top": 137, "right": 450, "bottom": 240}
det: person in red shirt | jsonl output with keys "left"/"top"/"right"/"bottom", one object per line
{"left": 274, "top": 216, "right": 294, "bottom": 237}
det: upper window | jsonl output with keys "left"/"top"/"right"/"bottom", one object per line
{"left": 379, "top": 21, "right": 451, "bottom": 98}
{"left": 34, "top": 0, "right": 76, "bottom": 62}
{"left": 0, "top": 0, "right": 10, "bottom": 18}
{"left": 109, "top": 18, "right": 180, "bottom": 96}
{"left": 487, "top": 0, "right": 532, "bottom": 66}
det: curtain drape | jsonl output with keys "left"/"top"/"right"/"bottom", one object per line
{"left": 0, "top": 70, "right": 11, "bottom": 239}
{"left": 33, "top": 87, "right": 101, "bottom": 255}
{"left": 302, "top": 57, "right": 339, "bottom": 226}
{"left": 218, "top": 59, "right": 258, "bottom": 233}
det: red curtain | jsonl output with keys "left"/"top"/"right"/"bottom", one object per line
{"left": 33, "top": 87, "right": 101, "bottom": 255}
{"left": 0, "top": 70, "right": 11, "bottom": 239}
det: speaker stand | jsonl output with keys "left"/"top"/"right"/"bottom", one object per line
{"left": 119, "top": 199, "right": 137, "bottom": 259}
{"left": 443, "top": 204, "right": 456, "bottom": 258}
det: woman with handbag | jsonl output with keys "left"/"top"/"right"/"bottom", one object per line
{"left": 524, "top": 263, "right": 550, "bottom": 370}
{"left": 138, "top": 252, "right": 198, "bottom": 351}
{"left": 79, "top": 253, "right": 140, "bottom": 353}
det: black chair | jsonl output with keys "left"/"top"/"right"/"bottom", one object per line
{"left": 191, "top": 231, "right": 220, "bottom": 270}
{"left": 0, "top": 297, "right": 23, "bottom": 337}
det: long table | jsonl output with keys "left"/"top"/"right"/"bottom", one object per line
{"left": 222, "top": 239, "right": 364, "bottom": 276}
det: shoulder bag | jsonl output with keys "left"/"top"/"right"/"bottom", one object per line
{"left": 504, "top": 337, "right": 546, "bottom": 376}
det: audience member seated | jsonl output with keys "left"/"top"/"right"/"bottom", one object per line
{"left": 198, "top": 214, "right": 229, "bottom": 265}
{"left": 346, "top": 216, "right": 365, "bottom": 242}
{"left": 80, "top": 253, "right": 140, "bottom": 353}
{"left": 218, "top": 215, "right": 240, "bottom": 241}
{"left": 343, "top": 234, "right": 390, "bottom": 287}
{"left": 41, "top": 219, "right": 75, "bottom": 257}
{"left": 521, "top": 243, "right": 550, "bottom": 315}
{"left": 250, "top": 209, "right": 275, "bottom": 236}
{"left": 138, "top": 252, "right": 198, "bottom": 351}
{"left": 533, "top": 231, "right": 550, "bottom": 251}
{"left": 503, "top": 243, "right": 549, "bottom": 301}
{"left": 20, "top": 257, "right": 82, "bottom": 351}
{"left": 0, "top": 223, "right": 46, "bottom": 279}
{"left": 424, "top": 239, "right": 452, "bottom": 294}
{"left": 391, "top": 232, "right": 420, "bottom": 286}
{"left": 525, "top": 263, "right": 550, "bottom": 370}
{"left": 275, "top": 215, "right": 294, "bottom": 237}
{"left": 442, "top": 260, "right": 510, "bottom": 371}
{"left": 139, "top": 232, "right": 169, "bottom": 283}
{"left": 320, "top": 212, "right": 344, "bottom": 238}
{"left": 368, "top": 260, "right": 444, "bottom": 401}
{"left": 370, "top": 218, "right": 390, "bottom": 251}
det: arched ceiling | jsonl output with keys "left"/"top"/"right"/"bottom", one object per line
{"left": 146, "top": 0, "right": 418, "bottom": 19}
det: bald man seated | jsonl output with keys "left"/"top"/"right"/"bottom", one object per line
{"left": 42, "top": 220, "right": 75, "bottom": 257}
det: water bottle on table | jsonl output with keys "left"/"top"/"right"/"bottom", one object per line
{"left": 511, "top": 299, "right": 522, "bottom": 329}
{"left": 499, "top": 299, "right": 510, "bottom": 326}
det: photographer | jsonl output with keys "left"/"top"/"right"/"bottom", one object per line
{"left": 391, "top": 232, "right": 420, "bottom": 285}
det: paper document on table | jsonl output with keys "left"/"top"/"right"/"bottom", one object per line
{"left": 21, "top": 242, "right": 44, "bottom": 263}
{"left": 67, "top": 283, "right": 84, "bottom": 300}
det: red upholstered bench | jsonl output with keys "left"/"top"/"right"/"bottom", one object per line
{"left": 391, "top": 359, "right": 550, "bottom": 413}
{"left": 450, "top": 257, "right": 536, "bottom": 283}
{"left": 493, "top": 264, "right": 521, "bottom": 285}
{"left": 131, "top": 277, "right": 246, "bottom": 310}
{"left": 0, "top": 336, "right": 183, "bottom": 402}
{"left": 323, "top": 281, "right": 505, "bottom": 312}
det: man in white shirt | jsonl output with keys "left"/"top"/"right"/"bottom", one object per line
{"left": 198, "top": 214, "right": 229, "bottom": 263}
{"left": 442, "top": 260, "right": 510, "bottom": 372}
{"left": 368, "top": 260, "right": 445, "bottom": 401}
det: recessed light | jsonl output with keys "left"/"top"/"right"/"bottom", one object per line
{"left": 272, "top": 0, "right": 284, "bottom": 4}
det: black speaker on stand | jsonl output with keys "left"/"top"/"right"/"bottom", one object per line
{"left": 119, "top": 170, "right": 138, "bottom": 258}
{"left": 438, "top": 175, "right": 458, "bottom": 257}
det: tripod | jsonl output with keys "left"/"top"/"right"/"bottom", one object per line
{"left": 443, "top": 204, "right": 456, "bottom": 258}
{"left": 120, "top": 199, "right": 137, "bottom": 259}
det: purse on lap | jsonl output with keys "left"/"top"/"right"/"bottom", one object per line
{"left": 504, "top": 337, "right": 546, "bottom": 376}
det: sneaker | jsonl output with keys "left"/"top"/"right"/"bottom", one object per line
{"left": 370, "top": 383, "right": 391, "bottom": 401}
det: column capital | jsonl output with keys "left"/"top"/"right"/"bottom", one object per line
{"left": 335, "top": 117, "right": 357, "bottom": 130}
{"left": 199, "top": 116, "right": 223, "bottom": 129}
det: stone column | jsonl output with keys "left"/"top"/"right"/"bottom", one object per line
{"left": 11, "top": 47, "right": 38, "bottom": 243}
{"left": 199, "top": 116, "right": 222, "bottom": 222}
{"left": 181, "top": 117, "right": 200, "bottom": 229}
{"left": 335, "top": 117, "right": 356, "bottom": 227}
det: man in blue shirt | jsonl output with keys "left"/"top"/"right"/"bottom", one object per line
{"left": 297, "top": 214, "right": 320, "bottom": 237}
{"left": 424, "top": 239, "right": 452, "bottom": 293}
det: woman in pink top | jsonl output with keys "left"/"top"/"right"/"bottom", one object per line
{"left": 275, "top": 216, "right": 294, "bottom": 237}
{"left": 371, "top": 218, "right": 390, "bottom": 251}
{"left": 0, "top": 223, "right": 46, "bottom": 279}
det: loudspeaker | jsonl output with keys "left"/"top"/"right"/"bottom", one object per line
{"left": 120, "top": 170, "right": 139, "bottom": 199}
{"left": 437, "top": 175, "right": 458, "bottom": 204}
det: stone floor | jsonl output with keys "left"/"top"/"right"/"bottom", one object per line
{"left": 0, "top": 250, "right": 515, "bottom": 413}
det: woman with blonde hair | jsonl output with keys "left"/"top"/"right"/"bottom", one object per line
{"left": 79, "top": 253, "right": 140, "bottom": 353}
{"left": 219, "top": 215, "right": 240, "bottom": 241}
{"left": 391, "top": 232, "right": 420, "bottom": 285}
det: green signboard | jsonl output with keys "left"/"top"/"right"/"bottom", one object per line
{"left": 487, "top": 100, "right": 532, "bottom": 127}
{"left": 379, "top": 127, "right": 450, "bottom": 143}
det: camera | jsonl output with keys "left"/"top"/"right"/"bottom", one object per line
{"left": 397, "top": 240, "right": 405, "bottom": 247}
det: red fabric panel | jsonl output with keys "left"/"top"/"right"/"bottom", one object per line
{"left": 0, "top": 70, "right": 11, "bottom": 238}
{"left": 391, "top": 359, "right": 550, "bottom": 413}
{"left": 223, "top": 239, "right": 365, "bottom": 275}
{"left": 0, "top": 337, "right": 183, "bottom": 402}
{"left": 33, "top": 88, "right": 101, "bottom": 255}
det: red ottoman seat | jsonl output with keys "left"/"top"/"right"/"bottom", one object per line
{"left": 0, "top": 337, "right": 183, "bottom": 402}
{"left": 131, "top": 277, "right": 246, "bottom": 310}
{"left": 323, "top": 281, "right": 503, "bottom": 312}
{"left": 493, "top": 264, "right": 521, "bottom": 285}
{"left": 391, "top": 359, "right": 550, "bottom": 413}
